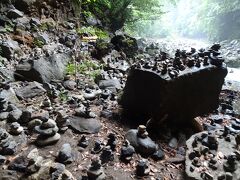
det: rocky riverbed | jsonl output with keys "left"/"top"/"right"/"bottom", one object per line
{"left": 0, "top": 1, "right": 240, "bottom": 180}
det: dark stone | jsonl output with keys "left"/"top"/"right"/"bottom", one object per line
{"left": 209, "top": 115, "right": 224, "bottom": 124}
{"left": 91, "top": 140, "right": 103, "bottom": 154}
{"left": 100, "top": 146, "right": 114, "bottom": 164}
{"left": 151, "top": 148, "right": 165, "bottom": 161}
{"left": 0, "top": 39, "right": 21, "bottom": 59}
{"left": 78, "top": 135, "right": 89, "bottom": 148}
{"left": 120, "top": 140, "right": 135, "bottom": 162}
{"left": 0, "top": 155, "right": 6, "bottom": 165}
{"left": 68, "top": 116, "right": 102, "bottom": 134}
{"left": 13, "top": 0, "right": 36, "bottom": 13}
{"left": 7, "top": 9, "right": 24, "bottom": 19}
{"left": 106, "top": 133, "right": 117, "bottom": 151}
{"left": 50, "top": 162, "right": 66, "bottom": 180}
{"left": 57, "top": 143, "right": 73, "bottom": 164}
{"left": 8, "top": 108, "right": 22, "bottom": 122}
{"left": 136, "top": 159, "right": 150, "bottom": 177}
{"left": 8, "top": 156, "right": 28, "bottom": 172}
{"left": 15, "top": 53, "right": 70, "bottom": 83}
{"left": 120, "top": 64, "right": 227, "bottom": 125}
{"left": 92, "top": 39, "right": 113, "bottom": 59}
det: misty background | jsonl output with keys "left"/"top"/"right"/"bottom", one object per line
{"left": 125, "top": 0, "right": 240, "bottom": 42}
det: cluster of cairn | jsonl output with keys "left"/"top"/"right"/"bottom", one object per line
{"left": 186, "top": 128, "right": 240, "bottom": 180}
{"left": 131, "top": 44, "right": 224, "bottom": 79}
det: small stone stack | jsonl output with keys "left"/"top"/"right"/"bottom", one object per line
{"left": 87, "top": 156, "right": 106, "bottom": 180}
{"left": 34, "top": 119, "right": 60, "bottom": 146}
{"left": 120, "top": 140, "right": 135, "bottom": 162}
{"left": 0, "top": 128, "right": 17, "bottom": 155}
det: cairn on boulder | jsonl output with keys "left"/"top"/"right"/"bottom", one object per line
{"left": 120, "top": 44, "right": 228, "bottom": 127}
{"left": 125, "top": 125, "right": 157, "bottom": 157}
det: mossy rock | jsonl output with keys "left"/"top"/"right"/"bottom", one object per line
{"left": 111, "top": 34, "right": 138, "bottom": 57}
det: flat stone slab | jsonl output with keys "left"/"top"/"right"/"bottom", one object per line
{"left": 68, "top": 116, "right": 101, "bottom": 134}
{"left": 15, "top": 81, "right": 46, "bottom": 99}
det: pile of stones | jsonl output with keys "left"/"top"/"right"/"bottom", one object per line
{"left": 120, "top": 44, "right": 228, "bottom": 126}
{"left": 34, "top": 119, "right": 60, "bottom": 146}
{"left": 185, "top": 129, "right": 240, "bottom": 180}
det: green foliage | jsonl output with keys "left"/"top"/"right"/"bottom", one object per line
{"left": 77, "top": 26, "right": 109, "bottom": 39}
{"left": 66, "top": 60, "right": 103, "bottom": 80}
{"left": 82, "top": 0, "right": 164, "bottom": 32}
{"left": 4, "top": 24, "right": 14, "bottom": 32}
{"left": 171, "top": 0, "right": 240, "bottom": 41}
{"left": 39, "top": 23, "right": 49, "bottom": 31}
{"left": 59, "top": 91, "right": 68, "bottom": 102}
{"left": 33, "top": 38, "right": 45, "bottom": 48}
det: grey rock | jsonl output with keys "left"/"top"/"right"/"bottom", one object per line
{"left": 111, "top": 34, "right": 138, "bottom": 57}
{"left": 0, "top": 39, "right": 21, "bottom": 59}
{"left": 120, "top": 140, "right": 135, "bottom": 162}
{"left": 0, "top": 67, "right": 14, "bottom": 82}
{"left": 57, "top": 143, "right": 73, "bottom": 164}
{"left": 34, "top": 32, "right": 50, "bottom": 44}
{"left": 186, "top": 130, "right": 240, "bottom": 180}
{"left": 8, "top": 156, "right": 28, "bottom": 172}
{"left": 15, "top": 53, "right": 70, "bottom": 83}
{"left": 0, "top": 170, "right": 18, "bottom": 180}
{"left": 152, "top": 148, "right": 165, "bottom": 161}
{"left": 8, "top": 108, "right": 22, "bottom": 122}
{"left": 86, "top": 16, "right": 99, "bottom": 26}
{"left": 7, "top": 9, "right": 24, "bottom": 19}
{"left": 63, "top": 80, "right": 76, "bottom": 90}
{"left": 16, "top": 81, "right": 46, "bottom": 99}
{"left": 0, "top": 128, "right": 17, "bottom": 155}
{"left": 50, "top": 162, "right": 65, "bottom": 179}
{"left": 35, "top": 133, "right": 60, "bottom": 147}
{"left": 0, "top": 87, "right": 19, "bottom": 105}
{"left": 169, "top": 137, "right": 178, "bottom": 149}
{"left": 99, "top": 79, "right": 121, "bottom": 92}
{"left": 68, "top": 116, "right": 102, "bottom": 134}
{"left": 28, "top": 119, "right": 42, "bottom": 130}
{"left": 0, "top": 112, "right": 8, "bottom": 120}
{"left": 30, "top": 18, "right": 41, "bottom": 27}
{"left": 9, "top": 122, "right": 24, "bottom": 135}
{"left": 125, "top": 129, "right": 157, "bottom": 156}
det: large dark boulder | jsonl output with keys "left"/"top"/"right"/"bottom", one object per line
{"left": 13, "top": 0, "right": 36, "bottom": 13}
{"left": 120, "top": 64, "right": 228, "bottom": 125}
{"left": 14, "top": 53, "right": 70, "bottom": 83}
